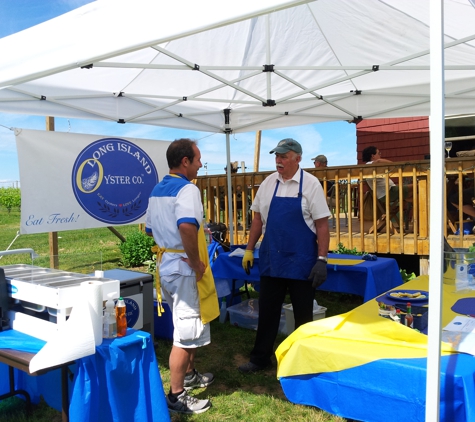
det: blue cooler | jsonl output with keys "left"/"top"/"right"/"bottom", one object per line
{"left": 154, "top": 300, "right": 173, "bottom": 340}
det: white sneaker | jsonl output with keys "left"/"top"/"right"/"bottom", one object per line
{"left": 166, "top": 390, "right": 211, "bottom": 414}
{"left": 184, "top": 369, "right": 215, "bottom": 390}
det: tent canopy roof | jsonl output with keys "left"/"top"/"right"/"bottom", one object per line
{"left": 1, "top": 0, "right": 475, "bottom": 133}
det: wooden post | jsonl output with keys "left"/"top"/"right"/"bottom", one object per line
{"left": 253, "top": 131, "right": 261, "bottom": 172}
{"left": 107, "top": 227, "right": 126, "bottom": 243}
{"left": 46, "top": 116, "right": 59, "bottom": 269}
{"left": 418, "top": 178, "right": 428, "bottom": 238}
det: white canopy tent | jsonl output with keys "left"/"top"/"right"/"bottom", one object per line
{"left": 1, "top": 0, "right": 474, "bottom": 130}
{"left": 1, "top": 1, "right": 475, "bottom": 420}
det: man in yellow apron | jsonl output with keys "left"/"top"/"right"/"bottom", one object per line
{"left": 145, "top": 139, "right": 219, "bottom": 415}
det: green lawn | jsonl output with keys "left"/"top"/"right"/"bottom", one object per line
{"left": 0, "top": 207, "right": 361, "bottom": 422}
{"left": 0, "top": 208, "right": 140, "bottom": 272}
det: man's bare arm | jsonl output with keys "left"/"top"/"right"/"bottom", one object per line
{"left": 246, "top": 212, "right": 263, "bottom": 250}
{"left": 314, "top": 217, "right": 330, "bottom": 257}
{"left": 179, "top": 222, "right": 205, "bottom": 280}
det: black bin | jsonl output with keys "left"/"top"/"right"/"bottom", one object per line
{"left": 102, "top": 269, "right": 154, "bottom": 337}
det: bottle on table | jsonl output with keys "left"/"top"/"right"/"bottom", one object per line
{"left": 404, "top": 302, "right": 414, "bottom": 328}
{"left": 103, "top": 298, "right": 117, "bottom": 339}
{"left": 116, "top": 297, "right": 127, "bottom": 337}
{"left": 396, "top": 308, "right": 401, "bottom": 323}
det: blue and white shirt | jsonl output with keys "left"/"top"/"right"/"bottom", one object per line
{"left": 145, "top": 174, "right": 204, "bottom": 277}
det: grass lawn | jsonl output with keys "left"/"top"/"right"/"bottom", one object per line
{"left": 0, "top": 207, "right": 362, "bottom": 421}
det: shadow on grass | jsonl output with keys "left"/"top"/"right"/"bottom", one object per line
{"left": 155, "top": 317, "right": 353, "bottom": 422}
{"left": 154, "top": 291, "right": 362, "bottom": 421}
{"left": 0, "top": 397, "right": 62, "bottom": 422}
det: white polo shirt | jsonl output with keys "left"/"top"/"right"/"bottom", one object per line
{"left": 251, "top": 168, "right": 330, "bottom": 235}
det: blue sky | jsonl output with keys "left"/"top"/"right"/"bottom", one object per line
{"left": 0, "top": 0, "right": 357, "bottom": 183}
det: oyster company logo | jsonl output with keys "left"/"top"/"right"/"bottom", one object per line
{"left": 124, "top": 297, "right": 140, "bottom": 328}
{"left": 72, "top": 138, "right": 158, "bottom": 224}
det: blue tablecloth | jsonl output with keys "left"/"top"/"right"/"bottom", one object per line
{"left": 212, "top": 251, "right": 402, "bottom": 302}
{"left": 0, "top": 329, "right": 169, "bottom": 422}
{"left": 0, "top": 329, "right": 46, "bottom": 353}
{"left": 324, "top": 253, "right": 402, "bottom": 301}
{"left": 0, "top": 330, "right": 64, "bottom": 410}
{"left": 211, "top": 249, "right": 260, "bottom": 299}
{"left": 280, "top": 354, "right": 475, "bottom": 422}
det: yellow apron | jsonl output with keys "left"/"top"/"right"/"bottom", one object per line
{"left": 153, "top": 225, "right": 219, "bottom": 325}
{"left": 196, "top": 224, "right": 220, "bottom": 324}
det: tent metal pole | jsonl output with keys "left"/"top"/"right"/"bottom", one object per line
{"left": 91, "top": 62, "right": 475, "bottom": 71}
{"left": 225, "top": 130, "right": 234, "bottom": 245}
{"left": 46, "top": 116, "right": 59, "bottom": 270}
{"left": 265, "top": 14, "right": 272, "bottom": 101}
{"left": 152, "top": 45, "right": 267, "bottom": 103}
{"left": 426, "top": 1, "right": 445, "bottom": 421}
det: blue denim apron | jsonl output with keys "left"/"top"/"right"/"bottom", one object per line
{"left": 259, "top": 169, "right": 318, "bottom": 280}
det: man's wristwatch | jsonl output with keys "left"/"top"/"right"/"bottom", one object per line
{"left": 317, "top": 256, "right": 328, "bottom": 263}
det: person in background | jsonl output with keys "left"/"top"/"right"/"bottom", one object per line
{"left": 362, "top": 146, "right": 413, "bottom": 204}
{"left": 312, "top": 154, "right": 328, "bottom": 169}
{"left": 239, "top": 138, "right": 331, "bottom": 373}
{"left": 312, "top": 154, "right": 335, "bottom": 207}
{"left": 145, "top": 138, "right": 219, "bottom": 414}
{"left": 449, "top": 187, "right": 475, "bottom": 220}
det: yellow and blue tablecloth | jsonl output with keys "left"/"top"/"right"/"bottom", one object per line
{"left": 276, "top": 276, "right": 475, "bottom": 422}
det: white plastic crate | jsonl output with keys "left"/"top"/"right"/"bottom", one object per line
{"left": 283, "top": 302, "right": 327, "bottom": 335}
{"left": 227, "top": 299, "right": 286, "bottom": 333}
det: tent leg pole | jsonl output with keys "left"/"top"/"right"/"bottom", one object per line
{"left": 426, "top": 1, "right": 444, "bottom": 421}
{"left": 226, "top": 131, "right": 234, "bottom": 245}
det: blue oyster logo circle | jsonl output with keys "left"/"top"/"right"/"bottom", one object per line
{"left": 72, "top": 138, "right": 158, "bottom": 224}
{"left": 124, "top": 297, "right": 140, "bottom": 328}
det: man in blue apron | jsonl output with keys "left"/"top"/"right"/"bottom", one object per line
{"left": 239, "top": 138, "right": 330, "bottom": 373}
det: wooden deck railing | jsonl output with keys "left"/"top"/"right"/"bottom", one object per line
{"left": 195, "top": 157, "right": 475, "bottom": 255}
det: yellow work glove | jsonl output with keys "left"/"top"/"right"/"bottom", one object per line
{"left": 242, "top": 250, "right": 254, "bottom": 275}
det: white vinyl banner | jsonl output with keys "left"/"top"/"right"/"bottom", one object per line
{"left": 15, "top": 129, "right": 171, "bottom": 234}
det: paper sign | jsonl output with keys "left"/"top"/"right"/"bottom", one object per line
{"left": 443, "top": 316, "right": 475, "bottom": 333}
{"left": 442, "top": 316, "right": 475, "bottom": 355}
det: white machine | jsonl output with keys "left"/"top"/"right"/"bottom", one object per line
{"left": 0, "top": 249, "right": 120, "bottom": 341}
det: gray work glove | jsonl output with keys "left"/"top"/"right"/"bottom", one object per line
{"left": 308, "top": 260, "right": 327, "bottom": 288}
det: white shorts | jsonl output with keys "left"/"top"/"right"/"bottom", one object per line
{"left": 160, "top": 273, "right": 211, "bottom": 348}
